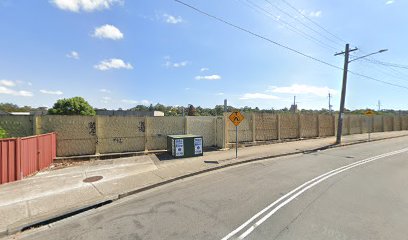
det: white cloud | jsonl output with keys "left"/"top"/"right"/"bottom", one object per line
{"left": 300, "top": 9, "right": 322, "bottom": 18}
{"left": 0, "top": 86, "right": 33, "bottom": 97}
{"left": 195, "top": 75, "right": 222, "bottom": 80}
{"left": 309, "top": 11, "right": 322, "bottom": 17}
{"left": 385, "top": 0, "right": 394, "bottom": 4}
{"left": 140, "top": 100, "right": 150, "bottom": 105}
{"left": 165, "top": 60, "right": 189, "bottom": 68}
{"left": 200, "top": 67, "right": 209, "bottom": 72}
{"left": 102, "top": 96, "right": 111, "bottom": 100}
{"left": 66, "top": 50, "right": 79, "bottom": 59}
{"left": 40, "top": 89, "right": 64, "bottom": 95}
{"left": 94, "top": 58, "right": 133, "bottom": 71}
{"left": 51, "top": 0, "right": 123, "bottom": 12}
{"left": 0, "top": 79, "right": 16, "bottom": 87}
{"left": 216, "top": 92, "right": 224, "bottom": 96}
{"left": 267, "top": 84, "right": 337, "bottom": 97}
{"left": 121, "top": 99, "right": 150, "bottom": 105}
{"left": 0, "top": 79, "right": 32, "bottom": 96}
{"left": 163, "top": 14, "right": 183, "bottom": 24}
{"left": 240, "top": 93, "right": 279, "bottom": 100}
{"left": 93, "top": 24, "right": 123, "bottom": 40}
{"left": 99, "top": 88, "right": 111, "bottom": 93}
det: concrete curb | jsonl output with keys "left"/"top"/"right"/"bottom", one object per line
{"left": 4, "top": 133, "right": 408, "bottom": 237}
{"left": 4, "top": 195, "right": 118, "bottom": 237}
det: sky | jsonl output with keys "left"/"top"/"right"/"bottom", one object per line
{"left": 1, "top": 0, "right": 408, "bottom": 111}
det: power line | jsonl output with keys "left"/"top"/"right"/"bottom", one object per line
{"left": 358, "top": 59, "right": 408, "bottom": 83}
{"left": 174, "top": 0, "right": 342, "bottom": 69}
{"left": 263, "top": 0, "right": 343, "bottom": 47}
{"left": 173, "top": 0, "right": 408, "bottom": 91}
{"left": 363, "top": 58, "right": 408, "bottom": 70}
{"left": 238, "top": 0, "right": 338, "bottom": 51}
{"left": 279, "top": 0, "right": 347, "bottom": 44}
{"left": 348, "top": 70, "right": 408, "bottom": 90}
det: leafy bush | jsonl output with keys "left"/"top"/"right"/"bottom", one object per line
{"left": 48, "top": 97, "right": 96, "bottom": 116}
{"left": 0, "top": 127, "right": 8, "bottom": 139}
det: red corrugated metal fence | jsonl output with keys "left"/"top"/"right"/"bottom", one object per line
{"left": 0, "top": 133, "right": 56, "bottom": 185}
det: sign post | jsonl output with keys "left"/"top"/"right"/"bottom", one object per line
{"left": 229, "top": 111, "right": 244, "bottom": 159}
{"left": 364, "top": 110, "right": 375, "bottom": 142}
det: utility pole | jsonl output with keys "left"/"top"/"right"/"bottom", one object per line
{"left": 377, "top": 100, "right": 381, "bottom": 111}
{"left": 334, "top": 46, "right": 387, "bottom": 144}
{"left": 335, "top": 44, "right": 358, "bottom": 144}
{"left": 328, "top": 92, "right": 333, "bottom": 114}
{"left": 290, "top": 96, "right": 297, "bottom": 113}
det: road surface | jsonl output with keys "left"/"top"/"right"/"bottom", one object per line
{"left": 10, "top": 136, "right": 408, "bottom": 240}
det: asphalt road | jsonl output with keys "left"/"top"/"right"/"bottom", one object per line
{"left": 10, "top": 136, "right": 408, "bottom": 240}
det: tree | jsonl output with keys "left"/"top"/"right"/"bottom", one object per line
{"left": 0, "top": 103, "right": 33, "bottom": 112}
{"left": 48, "top": 97, "right": 96, "bottom": 116}
{"left": 187, "top": 104, "right": 197, "bottom": 116}
{"left": 129, "top": 105, "right": 149, "bottom": 111}
{"left": 154, "top": 103, "right": 166, "bottom": 112}
{"left": 0, "top": 127, "right": 7, "bottom": 139}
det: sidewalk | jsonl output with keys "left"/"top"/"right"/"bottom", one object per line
{"left": 1, "top": 131, "right": 407, "bottom": 237}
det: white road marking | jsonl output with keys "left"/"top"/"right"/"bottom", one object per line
{"left": 221, "top": 147, "right": 408, "bottom": 240}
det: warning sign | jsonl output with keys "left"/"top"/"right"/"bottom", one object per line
{"left": 229, "top": 111, "right": 244, "bottom": 126}
{"left": 175, "top": 139, "right": 184, "bottom": 157}
{"left": 194, "top": 138, "right": 202, "bottom": 155}
{"left": 364, "top": 110, "right": 375, "bottom": 116}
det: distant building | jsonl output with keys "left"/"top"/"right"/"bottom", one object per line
{"left": 95, "top": 110, "right": 165, "bottom": 117}
{"left": 290, "top": 104, "right": 298, "bottom": 113}
{"left": 9, "top": 112, "right": 31, "bottom": 116}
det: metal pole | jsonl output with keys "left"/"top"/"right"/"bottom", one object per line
{"left": 235, "top": 125, "right": 238, "bottom": 158}
{"left": 336, "top": 44, "right": 351, "bottom": 144}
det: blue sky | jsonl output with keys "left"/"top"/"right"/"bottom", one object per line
{"left": 1, "top": 0, "right": 407, "bottom": 110}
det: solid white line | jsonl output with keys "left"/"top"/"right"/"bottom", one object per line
{"left": 221, "top": 147, "right": 408, "bottom": 240}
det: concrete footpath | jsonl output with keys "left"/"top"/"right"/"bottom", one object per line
{"left": 1, "top": 131, "right": 407, "bottom": 237}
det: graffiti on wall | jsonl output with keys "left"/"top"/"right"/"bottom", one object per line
{"left": 138, "top": 121, "right": 145, "bottom": 133}
{"left": 88, "top": 122, "right": 96, "bottom": 136}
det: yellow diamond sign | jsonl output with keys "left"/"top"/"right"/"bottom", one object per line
{"left": 229, "top": 111, "right": 244, "bottom": 126}
{"left": 364, "top": 110, "right": 375, "bottom": 116}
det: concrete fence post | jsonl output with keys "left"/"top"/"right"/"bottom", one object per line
{"left": 298, "top": 113, "right": 302, "bottom": 138}
{"left": 32, "top": 116, "right": 42, "bottom": 135}
{"left": 400, "top": 116, "right": 403, "bottom": 131}
{"left": 224, "top": 112, "right": 229, "bottom": 148}
{"left": 213, "top": 117, "right": 217, "bottom": 147}
{"left": 144, "top": 116, "right": 148, "bottom": 152}
{"left": 360, "top": 116, "right": 364, "bottom": 134}
{"left": 392, "top": 116, "right": 395, "bottom": 131}
{"left": 347, "top": 115, "right": 351, "bottom": 135}
{"left": 184, "top": 116, "right": 188, "bottom": 134}
{"left": 277, "top": 114, "right": 281, "bottom": 141}
{"left": 95, "top": 116, "right": 100, "bottom": 155}
{"left": 382, "top": 115, "right": 385, "bottom": 132}
{"left": 252, "top": 113, "right": 256, "bottom": 143}
{"left": 317, "top": 114, "right": 320, "bottom": 137}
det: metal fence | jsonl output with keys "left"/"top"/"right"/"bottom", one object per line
{"left": 0, "top": 132, "right": 56, "bottom": 185}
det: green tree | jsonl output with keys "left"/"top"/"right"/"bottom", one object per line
{"left": 188, "top": 105, "right": 197, "bottom": 116}
{"left": 0, "top": 127, "right": 8, "bottom": 139}
{"left": 129, "top": 105, "right": 149, "bottom": 111}
{"left": 0, "top": 103, "right": 33, "bottom": 113}
{"left": 48, "top": 97, "right": 96, "bottom": 116}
